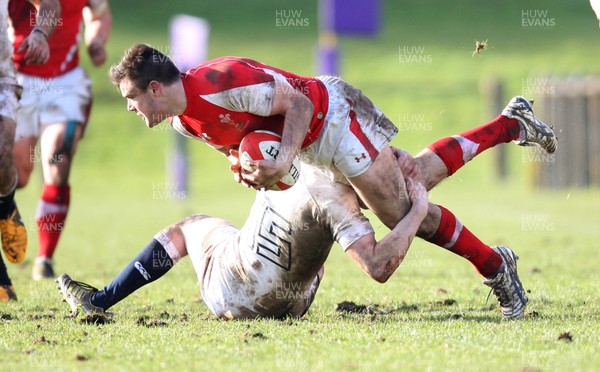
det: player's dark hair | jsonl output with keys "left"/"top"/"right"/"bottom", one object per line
{"left": 109, "top": 44, "right": 180, "bottom": 91}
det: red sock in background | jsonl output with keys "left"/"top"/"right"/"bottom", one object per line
{"left": 426, "top": 205, "right": 503, "bottom": 278}
{"left": 426, "top": 115, "right": 521, "bottom": 175}
{"left": 36, "top": 184, "right": 70, "bottom": 259}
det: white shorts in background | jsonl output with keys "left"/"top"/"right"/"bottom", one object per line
{"left": 15, "top": 66, "right": 92, "bottom": 140}
{"left": 301, "top": 76, "right": 398, "bottom": 179}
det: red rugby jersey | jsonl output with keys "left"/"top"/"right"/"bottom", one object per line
{"left": 171, "top": 57, "right": 329, "bottom": 150}
{"left": 10, "top": 0, "right": 86, "bottom": 77}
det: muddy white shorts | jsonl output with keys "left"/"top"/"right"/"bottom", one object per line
{"left": 183, "top": 210, "right": 323, "bottom": 320}
{"left": 15, "top": 66, "right": 92, "bottom": 140}
{"left": 301, "top": 76, "right": 398, "bottom": 179}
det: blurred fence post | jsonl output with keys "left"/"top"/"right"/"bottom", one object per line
{"left": 481, "top": 78, "right": 506, "bottom": 180}
{"left": 586, "top": 76, "right": 600, "bottom": 185}
{"left": 168, "top": 15, "right": 210, "bottom": 198}
{"left": 533, "top": 76, "right": 600, "bottom": 188}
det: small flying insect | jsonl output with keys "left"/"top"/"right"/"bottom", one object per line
{"left": 472, "top": 39, "right": 488, "bottom": 57}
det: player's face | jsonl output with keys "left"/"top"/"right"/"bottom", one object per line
{"left": 119, "top": 79, "right": 161, "bottom": 128}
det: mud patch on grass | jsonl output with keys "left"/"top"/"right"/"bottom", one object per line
{"left": 558, "top": 332, "right": 573, "bottom": 342}
{"left": 136, "top": 316, "right": 169, "bottom": 328}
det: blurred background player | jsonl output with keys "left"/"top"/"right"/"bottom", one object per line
{"left": 9, "top": 0, "right": 111, "bottom": 280}
{"left": 56, "top": 164, "right": 429, "bottom": 321}
{"left": 0, "top": 0, "right": 60, "bottom": 301}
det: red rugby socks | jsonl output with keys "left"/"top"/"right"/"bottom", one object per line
{"left": 426, "top": 205, "right": 502, "bottom": 278}
{"left": 36, "top": 184, "right": 70, "bottom": 259}
{"left": 426, "top": 115, "right": 521, "bottom": 175}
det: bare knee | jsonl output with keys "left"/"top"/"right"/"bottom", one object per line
{"left": 349, "top": 147, "right": 411, "bottom": 229}
{"left": 414, "top": 148, "right": 449, "bottom": 191}
{"left": 159, "top": 223, "right": 187, "bottom": 258}
{"left": 166, "top": 214, "right": 217, "bottom": 258}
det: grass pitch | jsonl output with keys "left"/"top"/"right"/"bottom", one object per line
{"left": 2, "top": 0, "right": 600, "bottom": 370}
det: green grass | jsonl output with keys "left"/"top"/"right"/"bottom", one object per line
{"left": 2, "top": 0, "right": 600, "bottom": 370}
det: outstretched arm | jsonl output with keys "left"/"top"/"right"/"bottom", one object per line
{"left": 345, "top": 178, "right": 429, "bottom": 283}
{"left": 83, "top": 0, "right": 112, "bottom": 66}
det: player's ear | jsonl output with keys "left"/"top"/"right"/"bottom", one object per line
{"left": 148, "top": 80, "right": 161, "bottom": 95}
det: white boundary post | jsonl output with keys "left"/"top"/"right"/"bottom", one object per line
{"left": 168, "top": 15, "right": 210, "bottom": 198}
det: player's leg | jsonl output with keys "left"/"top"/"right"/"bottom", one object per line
{"left": 33, "top": 67, "right": 92, "bottom": 279}
{"left": 414, "top": 96, "right": 557, "bottom": 191}
{"left": 416, "top": 198, "right": 528, "bottom": 318}
{"left": 0, "top": 255, "right": 18, "bottom": 301}
{"left": 0, "top": 86, "right": 28, "bottom": 266}
{"left": 55, "top": 215, "right": 226, "bottom": 318}
{"left": 33, "top": 121, "right": 84, "bottom": 279}
{"left": 348, "top": 146, "right": 411, "bottom": 229}
{"left": 320, "top": 78, "right": 410, "bottom": 230}
{"left": 55, "top": 219, "right": 190, "bottom": 318}
{"left": 415, "top": 114, "right": 521, "bottom": 190}
{"left": 418, "top": 204, "right": 503, "bottom": 277}
{"left": 12, "top": 136, "right": 38, "bottom": 188}
{"left": 84, "top": 223, "right": 184, "bottom": 311}
{"left": 0, "top": 160, "right": 17, "bottom": 302}
{"left": 0, "top": 117, "right": 18, "bottom": 195}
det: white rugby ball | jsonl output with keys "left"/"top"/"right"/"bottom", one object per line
{"left": 239, "top": 130, "right": 301, "bottom": 191}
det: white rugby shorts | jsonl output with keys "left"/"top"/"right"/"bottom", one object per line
{"left": 15, "top": 66, "right": 92, "bottom": 140}
{"left": 301, "top": 76, "right": 398, "bottom": 179}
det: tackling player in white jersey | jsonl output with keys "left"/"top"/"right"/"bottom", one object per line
{"left": 56, "top": 162, "right": 429, "bottom": 320}
{"left": 56, "top": 121, "right": 533, "bottom": 320}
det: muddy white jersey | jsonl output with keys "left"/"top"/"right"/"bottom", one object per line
{"left": 186, "top": 165, "right": 373, "bottom": 319}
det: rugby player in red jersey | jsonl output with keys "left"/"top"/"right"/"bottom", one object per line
{"left": 10, "top": 0, "right": 111, "bottom": 280}
{"left": 0, "top": 0, "right": 61, "bottom": 301}
{"left": 107, "top": 44, "right": 558, "bottom": 318}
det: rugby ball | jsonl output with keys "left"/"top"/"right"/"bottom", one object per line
{"left": 239, "top": 130, "right": 301, "bottom": 191}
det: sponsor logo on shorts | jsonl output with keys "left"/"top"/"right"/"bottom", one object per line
{"left": 354, "top": 153, "right": 367, "bottom": 163}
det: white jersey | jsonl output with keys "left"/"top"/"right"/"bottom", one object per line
{"left": 185, "top": 165, "right": 374, "bottom": 319}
